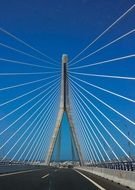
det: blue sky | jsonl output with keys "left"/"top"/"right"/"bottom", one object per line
{"left": 0, "top": 0, "right": 134, "bottom": 60}
{"left": 0, "top": 0, "right": 135, "bottom": 162}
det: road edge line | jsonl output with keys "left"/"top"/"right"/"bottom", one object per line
{"left": 0, "top": 168, "right": 43, "bottom": 177}
{"left": 74, "top": 169, "right": 106, "bottom": 190}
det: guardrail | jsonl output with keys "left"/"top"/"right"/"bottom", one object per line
{"left": 0, "top": 160, "right": 34, "bottom": 166}
{"left": 77, "top": 166, "right": 135, "bottom": 190}
{"left": 86, "top": 161, "right": 135, "bottom": 171}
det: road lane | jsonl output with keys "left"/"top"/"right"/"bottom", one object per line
{"left": 0, "top": 166, "right": 54, "bottom": 190}
{"left": 75, "top": 170, "right": 106, "bottom": 190}
{"left": 48, "top": 168, "right": 101, "bottom": 190}
{"left": 0, "top": 168, "right": 45, "bottom": 177}
{"left": 76, "top": 169, "right": 131, "bottom": 190}
{"left": 0, "top": 167, "right": 131, "bottom": 190}
{"left": 0, "top": 164, "right": 42, "bottom": 174}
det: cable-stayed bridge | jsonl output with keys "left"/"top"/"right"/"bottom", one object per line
{"left": 0, "top": 4, "right": 135, "bottom": 190}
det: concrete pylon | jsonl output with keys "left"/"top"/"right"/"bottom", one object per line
{"left": 45, "top": 54, "right": 84, "bottom": 166}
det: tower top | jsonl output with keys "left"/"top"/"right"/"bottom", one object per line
{"left": 62, "top": 54, "right": 68, "bottom": 64}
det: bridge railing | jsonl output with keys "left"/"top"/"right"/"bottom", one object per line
{"left": 0, "top": 159, "right": 36, "bottom": 166}
{"left": 85, "top": 160, "right": 135, "bottom": 171}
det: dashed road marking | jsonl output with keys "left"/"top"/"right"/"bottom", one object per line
{"left": 41, "top": 174, "right": 50, "bottom": 179}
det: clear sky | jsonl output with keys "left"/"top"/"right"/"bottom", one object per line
{"left": 0, "top": 0, "right": 134, "bottom": 60}
{"left": 0, "top": 0, "right": 135, "bottom": 162}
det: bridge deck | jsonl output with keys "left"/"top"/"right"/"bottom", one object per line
{"left": 0, "top": 166, "right": 131, "bottom": 190}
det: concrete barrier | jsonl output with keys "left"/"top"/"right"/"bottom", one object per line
{"left": 76, "top": 166, "right": 135, "bottom": 190}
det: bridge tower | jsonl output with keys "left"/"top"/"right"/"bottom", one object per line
{"left": 45, "top": 54, "right": 84, "bottom": 166}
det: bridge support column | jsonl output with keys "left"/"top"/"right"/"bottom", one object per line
{"left": 45, "top": 54, "right": 84, "bottom": 166}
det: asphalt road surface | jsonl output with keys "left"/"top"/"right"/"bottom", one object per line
{"left": 0, "top": 167, "right": 131, "bottom": 190}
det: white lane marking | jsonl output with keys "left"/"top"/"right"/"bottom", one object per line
{"left": 0, "top": 168, "right": 43, "bottom": 177}
{"left": 41, "top": 174, "right": 50, "bottom": 179}
{"left": 42, "top": 168, "right": 58, "bottom": 179}
{"left": 74, "top": 170, "right": 106, "bottom": 190}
